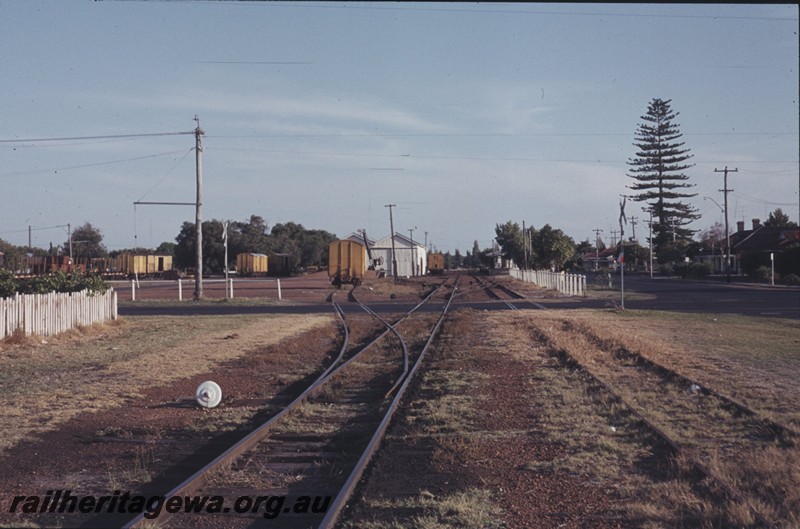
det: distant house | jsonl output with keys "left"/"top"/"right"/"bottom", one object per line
{"left": 730, "top": 218, "right": 800, "bottom": 277}
{"left": 581, "top": 247, "right": 618, "bottom": 270}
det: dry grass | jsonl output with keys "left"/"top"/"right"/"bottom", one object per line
{"left": 0, "top": 313, "right": 332, "bottom": 453}
{"left": 358, "top": 277, "right": 430, "bottom": 299}
{"left": 525, "top": 309, "right": 800, "bottom": 430}
{"left": 484, "top": 311, "right": 765, "bottom": 527}
{"left": 502, "top": 309, "right": 800, "bottom": 528}
{"left": 343, "top": 488, "right": 503, "bottom": 529}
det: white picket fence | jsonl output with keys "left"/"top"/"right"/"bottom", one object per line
{"left": 510, "top": 269, "right": 586, "bottom": 297}
{"left": 0, "top": 289, "right": 118, "bottom": 339}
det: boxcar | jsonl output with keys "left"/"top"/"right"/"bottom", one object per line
{"left": 269, "top": 252, "right": 294, "bottom": 277}
{"left": 236, "top": 253, "right": 269, "bottom": 276}
{"left": 328, "top": 240, "right": 367, "bottom": 286}
{"left": 427, "top": 252, "right": 445, "bottom": 275}
{"left": 115, "top": 253, "right": 173, "bottom": 278}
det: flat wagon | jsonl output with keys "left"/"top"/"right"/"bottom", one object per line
{"left": 328, "top": 240, "right": 367, "bottom": 286}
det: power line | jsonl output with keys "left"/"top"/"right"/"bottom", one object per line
{"left": 735, "top": 191, "right": 798, "bottom": 207}
{"left": 208, "top": 147, "right": 797, "bottom": 165}
{"left": 0, "top": 131, "right": 194, "bottom": 144}
{"left": 0, "top": 149, "right": 190, "bottom": 178}
{"left": 208, "top": 131, "right": 798, "bottom": 139}
{"left": 0, "top": 224, "right": 68, "bottom": 235}
{"left": 220, "top": 2, "right": 798, "bottom": 22}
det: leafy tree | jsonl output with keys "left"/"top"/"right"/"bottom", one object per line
{"left": 229, "top": 215, "right": 270, "bottom": 257}
{"left": 267, "top": 222, "right": 337, "bottom": 270}
{"left": 627, "top": 98, "right": 699, "bottom": 260}
{"left": 698, "top": 222, "right": 726, "bottom": 246}
{"left": 494, "top": 221, "right": 524, "bottom": 266}
{"left": 0, "top": 268, "right": 18, "bottom": 298}
{"left": 174, "top": 217, "right": 337, "bottom": 274}
{"left": 452, "top": 249, "right": 463, "bottom": 268}
{"left": 155, "top": 241, "right": 177, "bottom": 256}
{"left": 471, "top": 240, "right": 482, "bottom": 268}
{"left": 529, "top": 224, "right": 576, "bottom": 271}
{"left": 764, "top": 208, "right": 797, "bottom": 227}
{"left": 65, "top": 223, "right": 108, "bottom": 260}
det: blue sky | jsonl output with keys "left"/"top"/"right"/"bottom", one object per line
{"left": 1, "top": 2, "right": 797, "bottom": 253}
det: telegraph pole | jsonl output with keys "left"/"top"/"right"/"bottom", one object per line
{"left": 194, "top": 116, "right": 204, "bottom": 300}
{"left": 408, "top": 226, "right": 417, "bottom": 276}
{"left": 645, "top": 208, "right": 654, "bottom": 279}
{"left": 593, "top": 228, "right": 603, "bottom": 271}
{"left": 385, "top": 204, "right": 398, "bottom": 282}
{"left": 628, "top": 216, "right": 638, "bottom": 242}
{"left": 715, "top": 166, "right": 738, "bottom": 283}
{"left": 523, "top": 220, "right": 528, "bottom": 271}
{"left": 610, "top": 230, "right": 618, "bottom": 247}
{"left": 222, "top": 221, "right": 229, "bottom": 299}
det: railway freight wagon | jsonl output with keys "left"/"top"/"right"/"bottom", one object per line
{"left": 427, "top": 252, "right": 445, "bottom": 274}
{"left": 236, "top": 253, "right": 268, "bottom": 276}
{"left": 328, "top": 240, "right": 367, "bottom": 286}
{"left": 29, "top": 255, "right": 83, "bottom": 275}
{"left": 115, "top": 253, "right": 173, "bottom": 278}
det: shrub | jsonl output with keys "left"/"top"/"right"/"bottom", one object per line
{"left": 658, "top": 264, "right": 674, "bottom": 277}
{"left": 751, "top": 266, "right": 771, "bottom": 283}
{"left": 784, "top": 273, "right": 799, "bottom": 286}
{"left": 0, "top": 269, "right": 18, "bottom": 298}
{"left": 16, "top": 271, "right": 109, "bottom": 295}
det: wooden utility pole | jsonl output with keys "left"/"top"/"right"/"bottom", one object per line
{"left": 628, "top": 216, "right": 638, "bottom": 242}
{"left": 715, "top": 166, "right": 738, "bottom": 283}
{"left": 385, "top": 204, "right": 397, "bottom": 282}
{"left": 593, "top": 228, "right": 603, "bottom": 271}
{"left": 194, "top": 116, "right": 204, "bottom": 300}
{"left": 646, "top": 208, "right": 654, "bottom": 279}
{"left": 522, "top": 220, "right": 528, "bottom": 271}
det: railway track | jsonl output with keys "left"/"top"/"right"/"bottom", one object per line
{"left": 531, "top": 319, "right": 798, "bottom": 528}
{"left": 466, "top": 273, "right": 545, "bottom": 310}
{"left": 115, "top": 274, "right": 459, "bottom": 528}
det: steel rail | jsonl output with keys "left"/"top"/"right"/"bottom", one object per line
{"left": 542, "top": 333, "right": 779, "bottom": 529}
{"left": 349, "top": 273, "right": 454, "bottom": 397}
{"left": 567, "top": 320, "right": 800, "bottom": 441}
{"left": 120, "top": 277, "right": 451, "bottom": 528}
{"left": 317, "top": 275, "right": 461, "bottom": 529}
{"left": 121, "top": 301, "right": 352, "bottom": 529}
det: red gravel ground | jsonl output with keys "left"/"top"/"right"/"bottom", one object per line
{"left": 1, "top": 273, "right": 620, "bottom": 529}
{"left": 0, "top": 324, "right": 340, "bottom": 528}
{"left": 341, "top": 308, "right": 628, "bottom": 529}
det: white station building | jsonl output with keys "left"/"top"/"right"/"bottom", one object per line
{"left": 346, "top": 232, "right": 428, "bottom": 277}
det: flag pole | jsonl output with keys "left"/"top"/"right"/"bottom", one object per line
{"left": 620, "top": 241, "right": 625, "bottom": 309}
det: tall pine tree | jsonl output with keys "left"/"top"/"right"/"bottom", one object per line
{"left": 627, "top": 98, "right": 698, "bottom": 259}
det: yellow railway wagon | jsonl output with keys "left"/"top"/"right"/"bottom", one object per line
{"left": 328, "top": 240, "right": 367, "bottom": 286}
{"left": 115, "top": 253, "right": 173, "bottom": 277}
{"left": 236, "top": 253, "right": 269, "bottom": 276}
{"left": 427, "top": 252, "right": 445, "bottom": 274}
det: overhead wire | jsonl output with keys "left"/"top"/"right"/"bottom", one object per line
{"left": 0, "top": 131, "right": 194, "bottom": 144}
{"left": 0, "top": 149, "right": 191, "bottom": 178}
